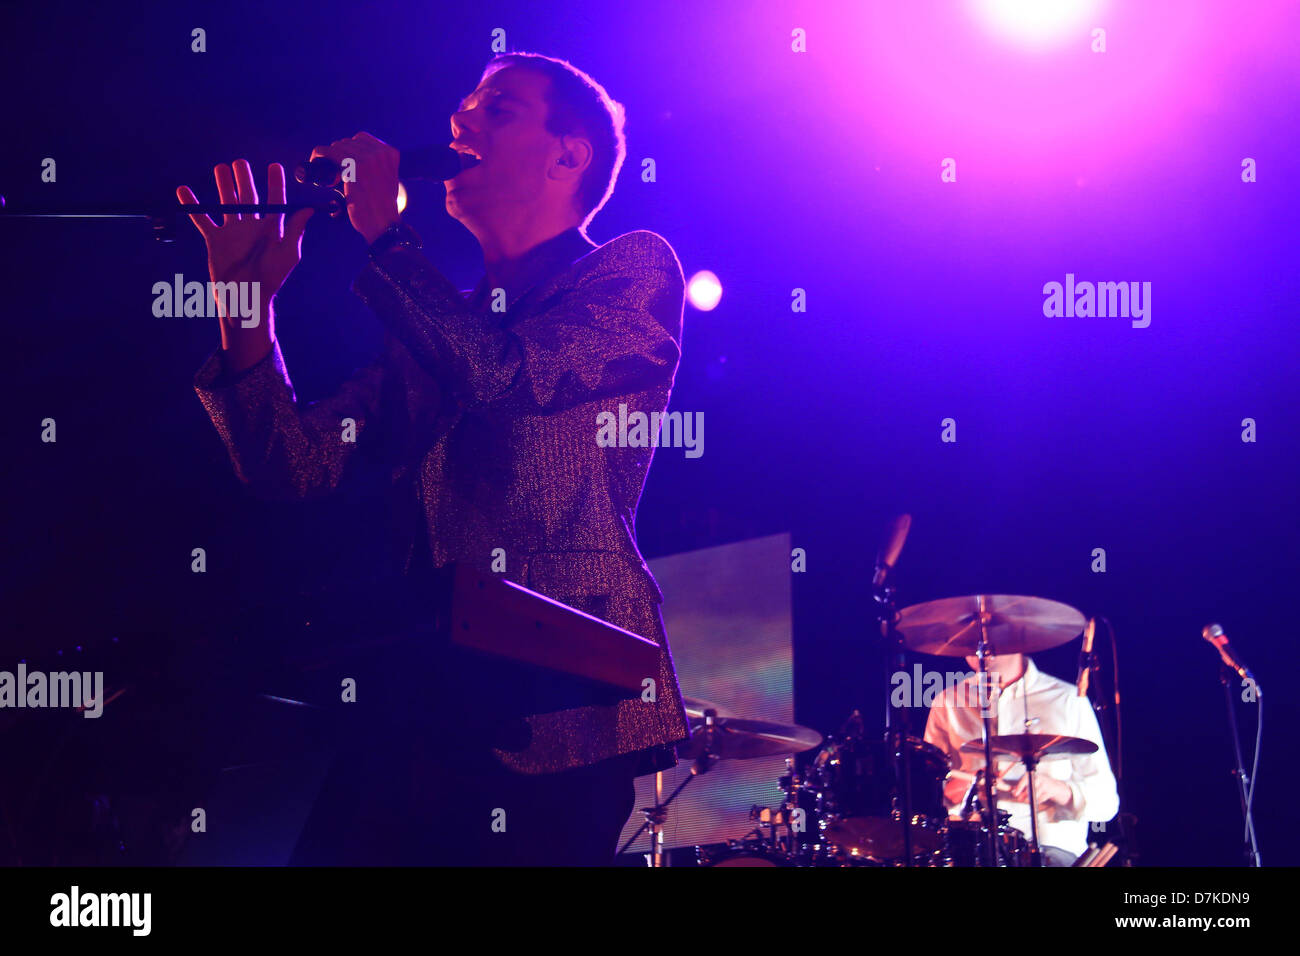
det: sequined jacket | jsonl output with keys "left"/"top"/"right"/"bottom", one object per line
{"left": 193, "top": 228, "right": 691, "bottom": 776}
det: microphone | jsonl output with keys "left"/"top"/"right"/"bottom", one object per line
{"left": 872, "top": 514, "right": 913, "bottom": 589}
{"left": 959, "top": 769, "right": 983, "bottom": 820}
{"left": 1076, "top": 617, "right": 1097, "bottom": 697}
{"left": 295, "top": 146, "right": 471, "bottom": 188}
{"left": 1202, "top": 623, "right": 1259, "bottom": 689}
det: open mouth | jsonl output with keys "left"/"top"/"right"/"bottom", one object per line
{"left": 452, "top": 146, "right": 483, "bottom": 174}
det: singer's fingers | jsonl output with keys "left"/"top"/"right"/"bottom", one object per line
{"left": 285, "top": 206, "right": 314, "bottom": 249}
{"left": 213, "top": 164, "right": 239, "bottom": 224}
{"left": 305, "top": 144, "right": 341, "bottom": 187}
{"left": 267, "top": 163, "right": 288, "bottom": 204}
{"left": 232, "top": 159, "right": 258, "bottom": 219}
{"left": 175, "top": 186, "right": 218, "bottom": 238}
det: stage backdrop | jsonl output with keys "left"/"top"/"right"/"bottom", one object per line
{"left": 618, "top": 533, "right": 795, "bottom": 859}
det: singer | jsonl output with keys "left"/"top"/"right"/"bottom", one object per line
{"left": 178, "top": 52, "right": 691, "bottom": 865}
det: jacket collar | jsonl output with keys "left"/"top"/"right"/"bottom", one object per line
{"left": 1002, "top": 657, "right": 1041, "bottom": 699}
{"left": 468, "top": 226, "right": 597, "bottom": 313}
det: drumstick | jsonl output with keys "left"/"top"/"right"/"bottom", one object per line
{"left": 948, "top": 766, "right": 1017, "bottom": 792}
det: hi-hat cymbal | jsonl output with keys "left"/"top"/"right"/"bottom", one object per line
{"left": 897, "top": 595, "right": 1085, "bottom": 656}
{"left": 676, "top": 716, "right": 823, "bottom": 761}
{"left": 959, "top": 733, "right": 1098, "bottom": 760}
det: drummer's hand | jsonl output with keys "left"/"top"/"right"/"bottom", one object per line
{"left": 1011, "top": 774, "right": 1073, "bottom": 808}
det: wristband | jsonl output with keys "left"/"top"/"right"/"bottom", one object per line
{"left": 367, "top": 220, "right": 422, "bottom": 260}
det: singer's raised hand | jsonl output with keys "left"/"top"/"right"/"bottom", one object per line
{"left": 309, "top": 132, "right": 400, "bottom": 245}
{"left": 176, "top": 160, "right": 314, "bottom": 373}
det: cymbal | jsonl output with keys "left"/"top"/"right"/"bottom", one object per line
{"left": 959, "top": 733, "right": 1098, "bottom": 761}
{"left": 897, "top": 595, "right": 1085, "bottom": 656}
{"left": 676, "top": 715, "right": 823, "bottom": 761}
{"left": 682, "top": 696, "right": 731, "bottom": 719}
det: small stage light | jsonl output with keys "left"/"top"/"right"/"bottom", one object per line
{"left": 686, "top": 270, "right": 722, "bottom": 311}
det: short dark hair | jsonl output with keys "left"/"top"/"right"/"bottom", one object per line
{"left": 481, "top": 52, "right": 626, "bottom": 228}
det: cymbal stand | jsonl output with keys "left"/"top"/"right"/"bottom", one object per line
{"left": 975, "top": 596, "right": 1000, "bottom": 868}
{"left": 877, "top": 575, "right": 915, "bottom": 865}
{"left": 617, "top": 711, "right": 720, "bottom": 866}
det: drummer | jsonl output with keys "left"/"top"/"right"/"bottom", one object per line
{"left": 922, "top": 653, "right": 1119, "bottom": 866}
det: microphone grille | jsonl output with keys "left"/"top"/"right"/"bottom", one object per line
{"left": 1203, "top": 623, "right": 1225, "bottom": 641}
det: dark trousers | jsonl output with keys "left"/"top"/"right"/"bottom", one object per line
{"left": 289, "top": 731, "right": 637, "bottom": 866}
{"left": 287, "top": 559, "right": 640, "bottom": 866}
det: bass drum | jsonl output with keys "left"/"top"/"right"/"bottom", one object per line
{"left": 807, "top": 734, "right": 950, "bottom": 863}
{"left": 696, "top": 841, "right": 795, "bottom": 867}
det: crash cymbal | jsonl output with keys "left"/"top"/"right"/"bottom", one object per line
{"left": 897, "top": 595, "right": 1085, "bottom": 656}
{"left": 676, "top": 716, "right": 823, "bottom": 761}
{"left": 959, "top": 733, "right": 1098, "bottom": 761}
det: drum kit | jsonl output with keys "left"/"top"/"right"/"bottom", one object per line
{"left": 624, "top": 587, "right": 1104, "bottom": 868}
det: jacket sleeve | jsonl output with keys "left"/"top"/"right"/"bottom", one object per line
{"left": 350, "top": 231, "right": 683, "bottom": 414}
{"left": 193, "top": 338, "right": 387, "bottom": 501}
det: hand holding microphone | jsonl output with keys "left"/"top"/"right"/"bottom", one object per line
{"left": 302, "top": 132, "right": 402, "bottom": 245}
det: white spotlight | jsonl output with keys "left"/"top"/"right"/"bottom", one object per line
{"left": 970, "top": 0, "right": 1103, "bottom": 50}
{"left": 686, "top": 270, "right": 722, "bottom": 311}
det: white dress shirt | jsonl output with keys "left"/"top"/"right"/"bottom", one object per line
{"left": 923, "top": 658, "right": 1119, "bottom": 857}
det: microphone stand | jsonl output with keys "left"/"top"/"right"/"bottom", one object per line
{"left": 875, "top": 572, "right": 915, "bottom": 866}
{"left": 1219, "top": 664, "right": 1261, "bottom": 867}
{"left": 0, "top": 195, "right": 347, "bottom": 242}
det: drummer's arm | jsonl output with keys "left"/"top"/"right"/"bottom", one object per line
{"left": 1058, "top": 698, "right": 1120, "bottom": 823}
{"left": 924, "top": 702, "right": 965, "bottom": 809}
{"left": 1012, "top": 700, "right": 1118, "bottom": 819}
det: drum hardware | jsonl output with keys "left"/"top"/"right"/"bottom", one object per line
{"left": 662, "top": 577, "right": 1110, "bottom": 870}
{"left": 898, "top": 593, "right": 1087, "bottom": 867}
{"left": 872, "top": 514, "right": 920, "bottom": 865}
{"left": 895, "top": 594, "right": 1087, "bottom": 658}
{"left": 619, "top": 709, "right": 720, "bottom": 866}
{"left": 805, "top": 730, "right": 949, "bottom": 864}
{"left": 618, "top": 707, "right": 823, "bottom": 866}
{"left": 672, "top": 715, "right": 823, "bottom": 762}
{"left": 696, "top": 840, "right": 794, "bottom": 867}
{"left": 940, "top": 811, "right": 1028, "bottom": 867}
{"left": 957, "top": 733, "right": 1099, "bottom": 761}
{"left": 955, "top": 733, "right": 1097, "bottom": 867}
